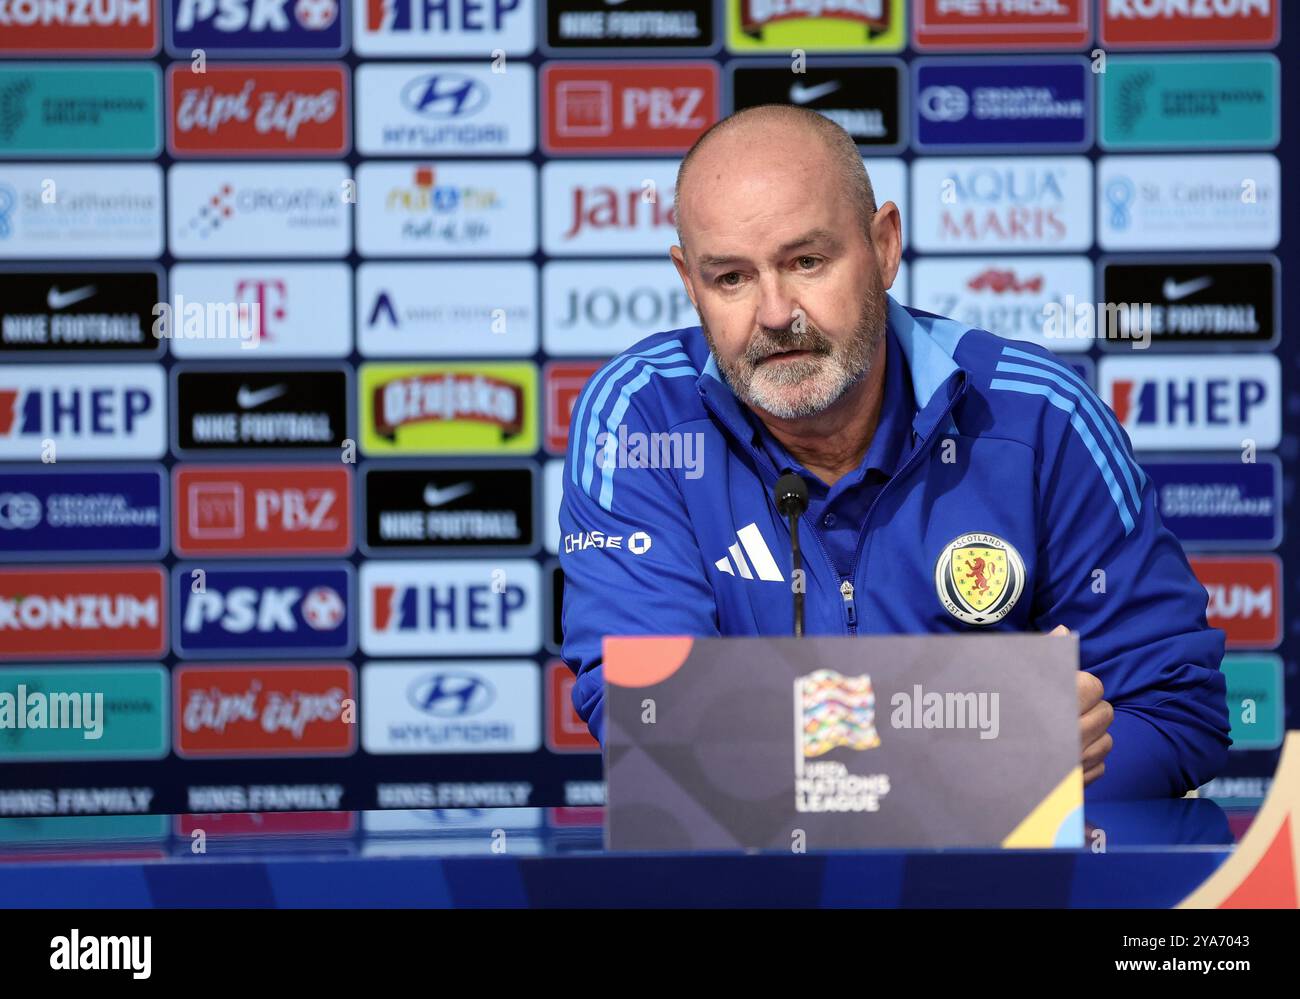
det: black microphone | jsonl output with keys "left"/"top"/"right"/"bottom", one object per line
{"left": 774, "top": 472, "right": 810, "bottom": 637}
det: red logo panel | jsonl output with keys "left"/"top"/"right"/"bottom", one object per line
{"left": 1101, "top": 0, "right": 1279, "bottom": 48}
{"left": 0, "top": 0, "right": 158, "bottom": 53}
{"left": 1191, "top": 555, "right": 1282, "bottom": 650}
{"left": 168, "top": 63, "right": 349, "bottom": 156}
{"left": 176, "top": 812, "right": 355, "bottom": 836}
{"left": 546, "top": 660, "right": 599, "bottom": 753}
{"left": 544, "top": 362, "right": 601, "bottom": 456}
{"left": 0, "top": 566, "right": 165, "bottom": 659}
{"left": 174, "top": 464, "right": 353, "bottom": 556}
{"left": 175, "top": 664, "right": 357, "bottom": 758}
{"left": 914, "top": 0, "right": 1089, "bottom": 49}
{"left": 543, "top": 62, "right": 718, "bottom": 154}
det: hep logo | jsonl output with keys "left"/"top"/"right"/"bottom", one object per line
{"left": 1109, "top": 378, "right": 1268, "bottom": 428}
{"left": 0, "top": 391, "right": 17, "bottom": 436}
{"left": 371, "top": 583, "right": 525, "bottom": 632}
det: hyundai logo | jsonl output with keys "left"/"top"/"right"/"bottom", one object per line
{"left": 400, "top": 74, "right": 487, "bottom": 119}
{"left": 407, "top": 673, "right": 494, "bottom": 716}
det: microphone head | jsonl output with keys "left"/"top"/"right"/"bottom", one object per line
{"left": 774, "top": 471, "right": 809, "bottom": 518}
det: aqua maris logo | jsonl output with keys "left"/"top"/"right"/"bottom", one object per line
{"left": 794, "top": 669, "right": 890, "bottom": 814}
{"left": 50, "top": 930, "right": 150, "bottom": 979}
{"left": 594, "top": 425, "right": 704, "bottom": 480}
{"left": 0, "top": 685, "right": 104, "bottom": 740}
{"left": 152, "top": 293, "right": 261, "bottom": 345}
{"left": 889, "top": 683, "right": 1000, "bottom": 740}
{"left": 1040, "top": 295, "right": 1153, "bottom": 348}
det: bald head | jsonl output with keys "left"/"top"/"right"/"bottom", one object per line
{"left": 673, "top": 104, "right": 877, "bottom": 253}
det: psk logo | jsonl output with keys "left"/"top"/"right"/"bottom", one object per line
{"left": 798, "top": 669, "right": 881, "bottom": 758}
{"left": 295, "top": 0, "right": 339, "bottom": 29}
{"left": 184, "top": 184, "right": 236, "bottom": 239}
{"left": 935, "top": 532, "right": 1025, "bottom": 626}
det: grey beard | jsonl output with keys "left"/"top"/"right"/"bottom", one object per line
{"left": 702, "top": 291, "right": 885, "bottom": 420}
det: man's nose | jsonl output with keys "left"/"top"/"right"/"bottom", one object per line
{"left": 753, "top": 271, "right": 799, "bottom": 332}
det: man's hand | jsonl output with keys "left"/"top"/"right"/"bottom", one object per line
{"left": 1048, "top": 624, "right": 1114, "bottom": 787}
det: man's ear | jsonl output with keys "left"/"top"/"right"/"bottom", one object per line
{"left": 870, "top": 201, "right": 903, "bottom": 292}
{"left": 669, "top": 244, "right": 700, "bottom": 313}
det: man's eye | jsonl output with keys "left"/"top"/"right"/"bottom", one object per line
{"left": 796, "top": 256, "right": 821, "bottom": 270}
{"left": 716, "top": 272, "right": 742, "bottom": 288}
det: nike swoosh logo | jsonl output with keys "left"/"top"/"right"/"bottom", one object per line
{"left": 46, "top": 285, "right": 97, "bottom": 310}
{"left": 789, "top": 80, "right": 841, "bottom": 105}
{"left": 1162, "top": 276, "right": 1213, "bottom": 301}
{"left": 236, "top": 384, "right": 287, "bottom": 409}
{"left": 423, "top": 482, "right": 474, "bottom": 507}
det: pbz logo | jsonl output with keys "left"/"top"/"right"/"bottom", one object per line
{"left": 171, "top": 0, "right": 342, "bottom": 53}
{"left": 176, "top": 565, "right": 353, "bottom": 656}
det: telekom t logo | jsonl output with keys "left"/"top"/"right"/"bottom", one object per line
{"left": 235, "top": 279, "right": 287, "bottom": 344}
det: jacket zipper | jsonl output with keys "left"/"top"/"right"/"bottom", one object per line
{"left": 841, "top": 388, "right": 966, "bottom": 627}
{"left": 699, "top": 379, "right": 965, "bottom": 638}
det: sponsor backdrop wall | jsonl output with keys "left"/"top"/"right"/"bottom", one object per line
{"left": 0, "top": 0, "right": 1293, "bottom": 819}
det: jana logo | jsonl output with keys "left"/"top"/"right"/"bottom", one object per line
{"left": 935, "top": 532, "right": 1026, "bottom": 626}
{"left": 401, "top": 74, "right": 486, "bottom": 118}
{"left": 407, "top": 672, "right": 494, "bottom": 717}
{"left": 798, "top": 669, "right": 881, "bottom": 758}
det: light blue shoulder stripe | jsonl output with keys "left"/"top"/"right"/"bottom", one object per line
{"left": 999, "top": 345, "right": 1147, "bottom": 490}
{"left": 567, "top": 339, "right": 684, "bottom": 486}
{"left": 989, "top": 378, "right": 1136, "bottom": 536}
{"left": 597, "top": 365, "right": 699, "bottom": 511}
{"left": 995, "top": 359, "right": 1142, "bottom": 515}
{"left": 577, "top": 350, "right": 691, "bottom": 493}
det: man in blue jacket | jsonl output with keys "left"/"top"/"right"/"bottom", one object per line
{"left": 559, "top": 105, "right": 1230, "bottom": 800}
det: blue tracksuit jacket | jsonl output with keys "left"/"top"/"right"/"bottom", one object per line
{"left": 559, "top": 296, "right": 1231, "bottom": 800}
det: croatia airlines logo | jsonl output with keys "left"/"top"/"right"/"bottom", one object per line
{"left": 713, "top": 522, "right": 785, "bottom": 582}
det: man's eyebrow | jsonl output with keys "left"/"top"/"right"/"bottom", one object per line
{"left": 694, "top": 229, "right": 842, "bottom": 270}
